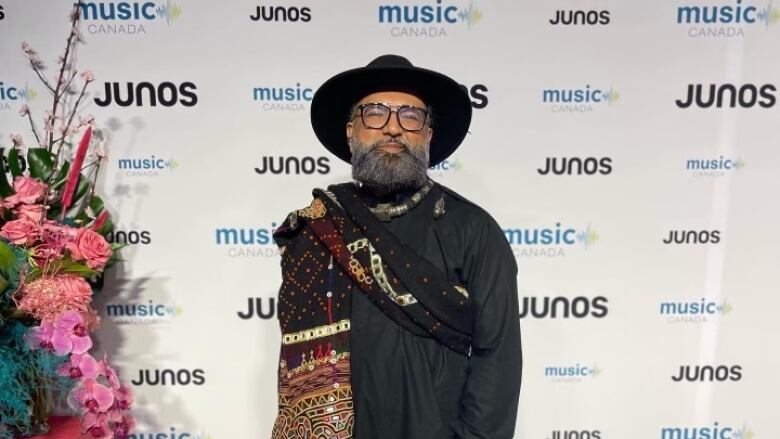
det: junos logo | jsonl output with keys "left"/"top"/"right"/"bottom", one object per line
{"left": 549, "top": 10, "right": 610, "bottom": 25}
{"left": 542, "top": 85, "right": 620, "bottom": 113}
{"left": 104, "top": 300, "right": 182, "bottom": 325}
{"left": 686, "top": 156, "right": 745, "bottom": 176}
{"left": 660, "top": 422, "right": 754, "bottom": 439}
{"left": 95, "top": 81, "right": 198, "bottom": 107}
{"left": 379, "top": 0, "right": 483, "bottom": 37}
{"left": 503, "top": 223, "right": 599, "bottom": 258}
{"left": 678, "top": 0, "right": 780, "bottom": 38}
{"left": 254, "top": 156, "right": 330, "bottom": 175}
{"left": 117, "top": 155, "right": 178, "bottom": 177}
{"left": 672, "top": 364, "right": 742, "bottom": 382}
{"left": 548, "top": 431, "right": 602, "bottom": 439}
{"left": 676, "top": 83, "right": 776, "bottom": 108}
{"left": 519, "top": 296, "right": 608, "bottom": 319}
{"left": 127, "top": 427, "right": 215, "bottom": 439}
{"left": 0, "top": 5, "right": 5, "bottom": 20}
{"left": 250, "top": 5, "right": 311, "bottom": 22}
{"left": 215, "top": 224, "right": 281, "bottom": 258}
{"left": 537, "top": 157, "right": 612, "bottom": 176}
{"left": 461, "top": 84, "right": 488, "bottom": 109}
{"left": 77, "top": 1, "right": 183, "bottom": 35}
{"left": 131, "top": 368, "right": 206, "bottom": 386}
{"left": 662, "top": 229, "right": 721, "bottom": 244}
{"left": 106, "top": 229, "right": 152, "bottom": 245}
{"left": 252, "top": 83, "right": 313, "bottom": 111}
{"left": 544, "top": 363, "right": 602, "bottom": 383}
{"left": 659, "top": 298, "right": 733, "bottom": 323}
{"left": 237, "top": 297, "right": 276, "bottom": 320}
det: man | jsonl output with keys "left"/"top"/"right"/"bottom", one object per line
{"left": 272, "top": 55, "right": 522, "bottom": 439}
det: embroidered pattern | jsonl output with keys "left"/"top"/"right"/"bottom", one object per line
{"left": 348, "top": 238, "right": 418, "bottom": 306}
{"left": 283, "top": 319, "right": 352, "bottom": 345}
{"left": 298, "top": 198, "right": 327, "bottom": 219}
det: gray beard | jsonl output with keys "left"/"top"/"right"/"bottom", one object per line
{"left": 350, "top": 138, "right": 430, "bottom": 194}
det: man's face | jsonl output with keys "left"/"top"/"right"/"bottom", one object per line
{"left": 346, "top": 91, "right": 434, "bottom": 193}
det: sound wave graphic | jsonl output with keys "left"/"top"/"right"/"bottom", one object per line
{"left": 458, "top": 2, "right": 483, "bottom": 28}
{"left": 23, "top": 83, "right": 37, "bottom": 101}
{"left": 732, "top": 158, "right": 746, "bottom": 170}
{"left": 576, "top": 225, "right": 599, "bottom": 248}
{"left": 602, "top": 87, "right": 620, "bottom": 104}
{"left": 757, "top": 1, "right": 780, "bottom": 29}
{"left": 156, "top": 0, "right": 182, "bottom": 25}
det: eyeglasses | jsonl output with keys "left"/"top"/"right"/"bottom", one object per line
{"left": 353, "top": 103, "right": 429, "bottom": 132}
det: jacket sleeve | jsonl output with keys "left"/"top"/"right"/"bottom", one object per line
{"left": 450, "top": 213, "right": 522, "bottom": 439}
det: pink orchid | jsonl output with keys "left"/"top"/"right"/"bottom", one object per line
{"left": 81, "top": 70, "right": 95, "bottom": 82}
{"left": 71, "top": 378, "right": 115, "bottom": 414}
{"left": 108, "top": 411, "right": 135, "bottom": 439}
{"left": 57, "top": 352, "right": 99, "bottom": 379}
{"left": 10, "top": 133, "right": 23, "bottom": 147}
{"left": 18, "top": 104, "right": 30, "bottom": 117}
{"left": 52, "top": 310, "right": 93, "bottom": 355}
{"left": 24, "top": 321, "right": 56, "bottom": 352}
{"left": 99, "top": 357, "right": 121, "bottom": 389}
{"left": 80, "top": 411, "right": 112, "bottom": 438}
{"left": 111, "top": 385, "right": 133, "bottom": 411}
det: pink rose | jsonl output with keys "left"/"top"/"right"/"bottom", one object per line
{"left": 0, "top": 218, "right": 39, "bottom": 245}
{"left": 2, "top": 176, "right": 48, "bottom": 208}
{"left": 15, "top": 204, "right": 45, "bottom": 223}
{"left": 68, "top": 228, "right": 112, "bottom": 270}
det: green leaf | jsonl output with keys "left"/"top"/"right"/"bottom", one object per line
{"left": 27, "top": 148, "right": 56, "bottom": 180}
{"left": 0, "top": 273, "right": 8, "bottom": 293}
{"left": 7, "top": 148, "right": 24, "bottom": 177}
{"left": 0, "top": 240, "right": 16, "bottom": 274}
{"left": 0, "top": 148, "right": 13, "bottom": 197}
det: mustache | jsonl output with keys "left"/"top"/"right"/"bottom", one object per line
{"left": 366, "top": 138, "right": 413, "bottom": 152}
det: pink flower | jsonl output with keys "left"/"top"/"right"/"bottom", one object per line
{"left": 81, "top": 70, "right": 95, "bottom": 82}
{"left": 68, "top": 228, "right": 112, "bottom": 270}
{"left": 10, "top": 133, "right": 23, "bottom": 147}
{"left": 16, "top": 274, "right": 93, "bottom": 322}
{"left": 71, "top": 378, "right": 115, "bottom": 414}
{"left": 0, "top": 218, "right": 39, "bottom": 245}
{"left": 80, "top": 411, "right": 112, "bottom": 438}
{"left": 52, "top": 310, "right": 92, "bottom": 355}
{"left": 18, "top": 104, "right": 30, "bottom": 117}
{"left": 16, "top": 204, "right": 46, "bottom": 222}
{"left": 111, "top": 385, "right": 133, "bottom": 410}
{"left": 57, "top": 352, "right": 99, "bottom": 379}
{"left": 99, "top": 358, "right": 121, "bottom": 389}
{"left": 24, "top": 321, "right": 57, "bottom": 352}
{"left": 3, "top": 176, "right": 48, "bottom": 207}
{"left": 108, "top": 411, "right": 135, "bottom": 439}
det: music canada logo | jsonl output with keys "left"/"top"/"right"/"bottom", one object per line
{"left": 252, "top": 83, "right": 313, "bottom": 111}
{"left": 254, "top": 156, "right": 330, "bottom": 175}
{"left": 104, "top": 299, "right": 182, "bottom": 325}
{"left": 686, "top": 156, "right": 744, "bottom": 176}
{"left": 659, "top": 298, "right": 733, "bottom": 323}
{"left": 676, "top": 83, "right": 776, "bottom": 108}
{"left": 127, "top": 427, "right": 215, "bottom": 439}
{"left": 519, "top": 296, "right": 608, "bottom": 319}
{"left": 117, "top": 155, "right": 178, "bottom": 177}
{"left": 378, "top": 0, "right": 483, "bottom": 37}
{"left": 660, "top": 422, "right": 754, "bottom": 439}
{"left": 0, "top": 81, "right": 37, "bottom": 111}
{"left": 542, "top": 85, "right": 620, "bottom": 112}
{"left": 538, "top": 157, "right": 612, "bottom": 176}
{"left": 544, "top": 363, "right": 602, "bottom": 383}
{"left": 428, "top": 157, "right": 463, "bottom": 177}
{"left": 678, "top": 0, "right": 779, "bottom": 37}
{"left": 77, "top": 0, "right": 182, "bottom": 35}
{"left": 549, "top": 9, "right": 610, "bottom": 25}
{"left": 95, "top": 81, "right": 198, "bottom": 107}
{"left": 672, "top": 364, "right": 742, "bottom": 382}
{"left": 215, "top": 223, "right": 280, "bottom": 257}
{"left": 250, "top": 5, "right": 311, "bottom": 22}
{"left": 504, "top": 223, "right": 599, "bottom": 258}
{"left": 237, "top": 297, "right": 276, "bottom": 320}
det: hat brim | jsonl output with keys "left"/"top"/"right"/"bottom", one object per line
{"left": 311, "top": 64, "right": 472, "bottom": 167}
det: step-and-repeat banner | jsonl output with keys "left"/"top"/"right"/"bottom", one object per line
{"left": 2, "top": 1, "right": 779, "bottom": 438}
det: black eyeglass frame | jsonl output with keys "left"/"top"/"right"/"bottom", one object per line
{"left": 352, "top": 103, "right": 430, "bottom": 132}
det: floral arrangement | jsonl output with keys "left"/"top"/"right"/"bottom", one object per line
{"left": 0, "top": 2, "right": 134, "bottom": 438}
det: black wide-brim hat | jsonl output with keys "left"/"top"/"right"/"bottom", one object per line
{"left": 311, "top": 54, "right": 472, "bottom": 167}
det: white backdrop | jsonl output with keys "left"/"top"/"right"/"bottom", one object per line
{"left": 1, "top": 0, "right": 779, "bottom": 438}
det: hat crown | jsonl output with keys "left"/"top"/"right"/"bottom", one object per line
{"left": 366, "top": 54, "right": 413, "bottom": 68}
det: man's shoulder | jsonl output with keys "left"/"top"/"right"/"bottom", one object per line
{"left": 438, "top": 184, "right": 495, "bottom": 224}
